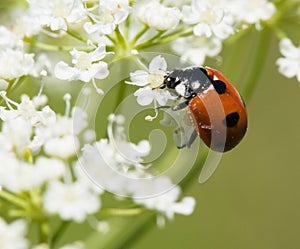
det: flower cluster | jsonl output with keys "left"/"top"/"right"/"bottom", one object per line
{"left": 0, "top": 91, "right": 195, "bottom": 248}
{"left": 0, "top": 0, "right": 299, "bottom": 248}
{"left": 0, "top": 93, "right": 102, "bottom": 248}
{"left": 276, "top": 38, "right": 300, "bottom": 82}
{"left": 81, "top": 114, "right": 195, "bottom": 219}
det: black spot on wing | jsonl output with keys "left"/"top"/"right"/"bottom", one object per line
{"left": 223, "top": 112, "right": 239, "bottom": 127}
{"left": 212, "top": 80, "right": 226, "bottom": 94}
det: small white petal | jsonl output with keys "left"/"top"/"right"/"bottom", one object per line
{"left": 91, "top": 44, "right": 107, "bottom": 61}
{"left": 84, "top": 22, "right": 98, "bottom": 34}
{"left": 149, "top": 55, "right": 167, "bottom": 73}
{"left": 134, "top": 87, "right": 154, "bottom": 106}
{"left": 131, "top": 140, "right": 151, "bottom": 156}
{"left": 44, "top": 135, "right": 78, "bottom": 159}
{"left": 72, "top": 107, "right": 88, "bottom": 134}
{"left": 172, "top": 197, "right": 196, "bottom": 216}
{"left": 276, "top": 58, "right": 298, "bottom": 78}
{"left": 126, "top": 70, "right": 149, "bottom": 86}
{"left": 54, "top": 61, "right": 78, "bottom": 81}
{"left": 93, "top": 62, "right": 110, "bottom": 80}
{"left": 194, "top": 23, "right": 212, "bottom": 37}
{"left": 279, "top": 38, "right": 299, "bottom": 59}
{"left": 154, "top": 90, "right": 173, "bottom": 106}
{"left": 49, "top": 17, "right": 67, "bottom": 31}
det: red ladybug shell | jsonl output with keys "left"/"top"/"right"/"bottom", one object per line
{"left": 188, "top": 67, "right": 247, "bottom": 152}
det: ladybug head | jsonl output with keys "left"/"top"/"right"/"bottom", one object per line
{"left": 163, "top": 69, "right": 183, "bottom": 89}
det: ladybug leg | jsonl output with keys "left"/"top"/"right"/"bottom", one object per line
{"left": 157, "top": 100, "right": 189, "bottom": 111}
{"left": 171, "top": 101, "right": 189, "bottom": 111}
{"left": 186, "top": 129, "right": 198, "bottom": 148}
{"left": 177, "top": 129, "right": 198, "bottom": 149}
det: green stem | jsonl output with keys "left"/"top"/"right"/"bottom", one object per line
{"left": 50, "top": 221, "right": 71, "bottom": 248}
{"left": 135, "top": 28, "right": 193, "bottom": 50}
{"left": 66, "top": 29, "right": 88, "bottom": 44}
{"left": 242, "top": 28, "right": 272, "bottom": 102}
{"left": 2, "top": 76, "right": 26, "bottom": 100}
{"left": 39, "top": 221, "right": 50, "bottom": 244}
{"left": 32, "top": 41, "right": 93, "bottom": 52}
{"left": 156, "top": 30, "right": 193, "bottom": 45}
{"left": 0, "top": 189, "right": 28, "bottom": 209}
{"left": 98, "top": 208, "right": 152, "bottom": 217}
{"left": 134, "top": 30, "right": 165, "bottom": 50}
{"left": 106, "top": 34, "right": 117, "bottom": 45}
{"left": 115, "top": 25, "right": 127, "bottom": 51}
{"left": 130, "top": 25, "right": 149, "bottom": 46}
{"left": 123, "top": 11, "right": 132, "bottom": 40}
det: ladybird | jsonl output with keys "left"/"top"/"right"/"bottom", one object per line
{"left": 162, "top": 66, "right": 247, "bottom": 152}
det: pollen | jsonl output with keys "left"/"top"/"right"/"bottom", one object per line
{"left": 148, "top": 73, "right": 164, "bottom": 88}
{"left": 76, "top": 54, "right": 92, "bottom": 70}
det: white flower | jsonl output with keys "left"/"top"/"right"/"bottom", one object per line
{"left": 34, "top": 106, "right": 87, "bottom": 159}
{"left": 80, "top": 114, "right": 153, "bottom": 195}
{"left": 0, "top": 116, "right": 33, "bottom": 153}
{"left": 0, "top": 218, "right": 28, "bottom": 249}
{"left": 72, "top": 106, "right": 88, "bottom": 135}
{"left": 30, "top": 54, "right": 52, "bottom": 78}
{"left": 84, "top": 0, "right": 130, "bottom": 35}
{"left": 43, "top": 180, "right": 100, "bottom": 222}
{"left": 99, "top": 114, "right": 151, "bottom": 171}
{"left": 0, "top": 93, "right": 87, "bottom": 159}
{"left": 0, "top": 152, "right": 65, "bottom": 192}
{"left": 128, "top": 55, "right": 167, "bottom": 87}
{"left": 27, "top": 0, "right": 87, "bottom": 31}
{"left": 126, "top": 55, "right": 175, "bottom": 106}
{"left": 12, "top": 11, "right": 42, "bottom": 38}
{"left": 73, "top": 163, "right": 104, "bottom": 195}
{"left": 137, "top": 1, "right": 181, "bottom": 31}
{"left": 172, "top": 35, "right": 222, "bottom": 65}
{"left": 0, "top": 94, "right": 57, "bottom": 153}
{"left": 182, "top": 0, "right": 234, "bottom": 39}
{"left": 35, "top": 157, "right": 66, "bottom": 183}
{"left": 44, "top": 134, "right": 79, "bottom": 159}
{"left": 54, "top": 44, "right": 109, "bottom": 83}
{"left": 229, "top": 0, "right": 276, "bottom": 27}
{"left": 0, "top": 152, "right": 34, "bottom": 192}
{"left": 0, "top": 26, "right": 20, "bottom": 49}
{"left": 276, "top": 38, "right": 300, "bottom": 82}
{"left": 0, "top": 49, "right": 34, "bottom": 80}
{"left": 0, "top": 80, "right": 8, "bottom": 90}
{"left": 133, "top": 176, "right": 196, "bottom": 219}
{"left": 134, "top": 86, "right": 173, "bottom": 106}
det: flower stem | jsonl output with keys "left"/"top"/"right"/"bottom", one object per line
{"left": 135, "top": 28, "right": 193, "bottom": 50}
{"left": 242, "top": 28, "right": 272, "bottom": 102}
{"left": 66, "top": 29, "right": 88, "bottom": 44}
{"left": 32, "top": 41, "right": 93, "bottom": 52}
{"left": 115, "top": 25, "right": 127, "bottom": 51}
{"left": 130, "top": 25, "right": 149, "bottom": 46}
{"left": 0, "top": 189, "right": 28, "bottom": 209}
{"left": 50, "top": 221, "right": 71, "bottom": 248}
{"left": 98, "top": 208, "right": 152, "bottom": 217}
